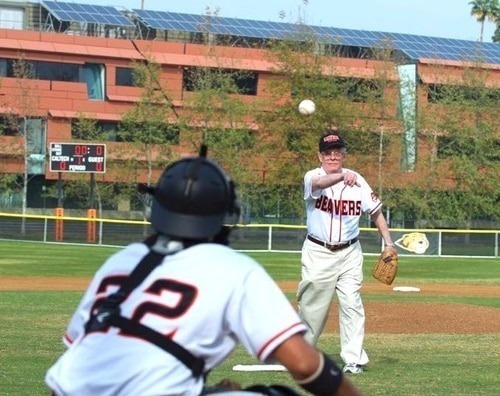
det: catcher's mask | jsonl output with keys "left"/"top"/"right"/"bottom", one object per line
{"left": 142, "top": 145, "right": 240, "bottom": 240}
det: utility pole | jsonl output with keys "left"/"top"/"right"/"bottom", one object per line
{"left": 141, "top": 0, "right": 145, "bottom": 9}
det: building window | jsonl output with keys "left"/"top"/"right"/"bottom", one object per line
{"left": 0, "top": 58, "right": 105, "bottom": 100}
{"left": 118, "top": 123, "right": 180, "bottom": 144}
{"left": 235, "top": 72, "right": 258, "bottom": 95}
{"left": 427, "top": 84, "right": 500, "bottom": 104}
{"left": 71, "top": 120, "right": 119, "bottom": 141}
{"left": 115, "top": 67, "right": 135, "bottom": 86}
{"left": 71, "top": 120, "right": 180, "bottom": 144}
{"left": 0, "top": 116, "right": 21, "bottom": 136}
{"left": 35, "top": 61, "right": 80, "bottom": 81}
{"left": 342, "top": 77, "right": 383, "bottom": 102}
{"left": 0, "top": 58, "right": 106, "bottom": 87}
{"left": 437, "top": 135, "right": 499, "bottom": 161}
{"left": 436, "top": 135, "right": 466, "bottom": 158}
{"left": 0, "top": 6, "right": 24, "bottom": 30}
{"left": 292, "top": 76, "right": 383, "bottom": 103}
{"left": 0, "top": 59, "right": 7, "bottom": 77}
{"left": 183, "top": 67, "right": 258, "bottom": 96}
{"left": 203, "top": 127, "right": 255, "bottom": 149}
{"left": 2, "top": 58, "right": 79, "bottom": 81}
{"left": 82, "top": 63, "right": 105, "bottom": 100}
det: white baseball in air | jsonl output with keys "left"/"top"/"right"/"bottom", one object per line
{"left": 298, "top": 99, "right": 316, "bottom": 115}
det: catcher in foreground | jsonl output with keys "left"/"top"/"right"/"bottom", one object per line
{"left": 373, "top": 245, "right": 399, "bottom": 285}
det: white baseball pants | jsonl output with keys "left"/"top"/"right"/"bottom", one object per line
{"left": 297, "top": 238, "right": 369, "bottom": 366}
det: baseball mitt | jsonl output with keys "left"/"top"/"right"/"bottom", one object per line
{"left": 372, "top": 248, "right": 398, "bottom": 285}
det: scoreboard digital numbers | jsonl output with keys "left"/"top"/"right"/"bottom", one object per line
{"left": 50, "top": 143, "right": 106, "bottom": 173}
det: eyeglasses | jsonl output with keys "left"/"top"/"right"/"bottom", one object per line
{"left": 321, "top": 150, "right": 344, "bottom": 159}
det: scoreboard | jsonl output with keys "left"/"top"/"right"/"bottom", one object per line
{"left": 50, "top": 143, "right": 106, "bottom": 173}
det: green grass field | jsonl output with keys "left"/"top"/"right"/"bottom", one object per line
{"left": 0, "top": 240, "right": 499, "bottom": 395}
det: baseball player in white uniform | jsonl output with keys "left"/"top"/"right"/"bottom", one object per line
{"left": 45, "top": 146, "right": 362, "bottom": 396}
{"left": 297, "top": 131, "right": 396, "bottom": 374}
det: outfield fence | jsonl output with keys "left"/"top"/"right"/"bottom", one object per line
{"left": 0, "top": 212, "right": 498, "bottom": 257}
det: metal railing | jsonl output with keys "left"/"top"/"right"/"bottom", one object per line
{"left": 0, "top": 212, "right": 498, "bottom": 258}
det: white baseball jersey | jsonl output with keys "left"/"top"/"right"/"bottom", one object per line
{"left": 45, "top": 241, "right": 306, "bottom": 396}
{"left": 304, "top": 167, "right": 382, "bottom": 243}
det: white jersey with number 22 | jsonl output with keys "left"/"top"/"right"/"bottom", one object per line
{"left": 45, "top": 242, "right": 306, "bottom": 396}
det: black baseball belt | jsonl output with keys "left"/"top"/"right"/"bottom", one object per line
{"left": 307, "top": 234, "right": 358, "bottom": 252}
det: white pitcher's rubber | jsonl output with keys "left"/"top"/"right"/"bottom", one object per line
{"left": 393, "top": 286, "right": 421, "bottom": 292}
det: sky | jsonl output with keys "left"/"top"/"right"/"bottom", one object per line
{"left": 75, "top": 0, "right": 496, "bottom": 43}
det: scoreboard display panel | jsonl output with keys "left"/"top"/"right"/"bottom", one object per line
{"left": 50, "top": 143, "right": 106, "bottom": 173}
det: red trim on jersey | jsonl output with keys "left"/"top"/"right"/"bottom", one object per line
{"left": 256, "top": 322, "right": 305, "bottom": 360}
{"left": 328, "top": 186, "right": 335, "bottom": 242}
{"left": 335, "top": 185, "right": 348, "bottom": 243}
{"left": 63, "top": 332, "right": 74, "bottom": 345}
{"left": 369, "top": 202, "right": 382, "bottom": 215}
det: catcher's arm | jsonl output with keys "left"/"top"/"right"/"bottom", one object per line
{"left": 272, "top": 334, "right": 362, "bottom": 396}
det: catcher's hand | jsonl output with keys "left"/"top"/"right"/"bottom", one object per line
{"left": 372, "top": 247, "right": 398, "bottom": 285}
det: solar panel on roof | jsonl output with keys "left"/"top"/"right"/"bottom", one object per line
{"left": 181, "top": 13, "right": 201, "bottom": 22}
{"left": 41, "top": 0, "right": 134, "bottom": 27}
{"left": 129, "top": 7, "right": 500, "bottom": 64}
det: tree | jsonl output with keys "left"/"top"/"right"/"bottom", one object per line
{"left": 113, "top": 32, "right": 263, "bottom": 222}
{"left": 0, "top": 57, "right": 44, "bottom": 233}
{"left": 117, "top": 57, "right": 177, "bottom": 221}
{"left": 176, "top": 59, "right": 263, "bottom": 222}
{"left": 0, "top": 174, "right": 20, "bottom": 209}
{"left": 120, "top": 8, "right": 267, "bottom": 221}
{"left": 257, "top": 16, "right": 499, "bottom": 229}
{"left": 469, "top": 0, "right": 499, "bottom": 42}
{"left": 0, "top": 113, "right": 22, "bottom": 207}
{"left": 256, "top": 25, "right": 403, "bottom": 221}
{"left": 416, "top": 64, "right": 499, "bottom": 227}
{"left": 493, "top": 13, "right": 500, "bottom": 42}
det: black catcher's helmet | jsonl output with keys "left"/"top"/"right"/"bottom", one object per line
{"left": 146, "top": 146, "right": 239, "bottom": 239}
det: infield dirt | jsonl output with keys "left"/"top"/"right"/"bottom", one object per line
{"left": 1, "top": 277, "right": 499, "bottom": 334}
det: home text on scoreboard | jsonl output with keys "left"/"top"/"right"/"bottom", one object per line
{"left": 50, "top": 143, "right": 106, "bottom": 173}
